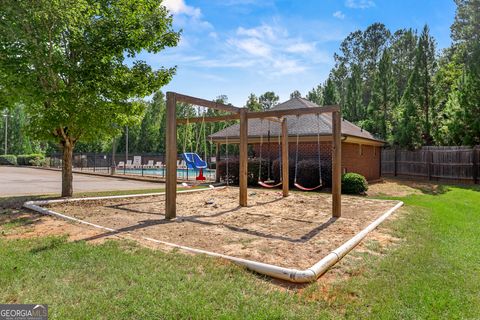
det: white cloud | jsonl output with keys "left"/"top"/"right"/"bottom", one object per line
{"left": 223, "top": 23, "right": 321, "bottom": 76}
{"left": 345, "top": 0, "right": 375, "bottom": 9}
{"left": 208, "top": 32, "right": 218, "bottom": 39}
{"left": 285, "top": 42, "right": 315, "bottom": 53}
{"left": 228, "top": 37, "right": 272, "bottom": 57}
{"left": 333, "top": 11, "right": 345, "bottom": 19}
{"left": 162, "top": 0, "right": 201, "bottom": 17}
{"left": 272, "top": 58, "right": 306, "bottom": 75}
{"left": 236, "top": 25, "right": 278, "bottom": 40}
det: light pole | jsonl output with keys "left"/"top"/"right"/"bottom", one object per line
{"left": 2, "top": 111, "right": 12, "bottom": 155}
{"left": 125, "top": 125, "right": 129, "bottom": 174}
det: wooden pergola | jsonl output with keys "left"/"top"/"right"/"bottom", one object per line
{"left": 165, "top": 92, "right": 342, "bottom": 219}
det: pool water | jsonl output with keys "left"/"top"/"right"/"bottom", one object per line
{"left": 120, "top": 168, "right": 215, "bottom": 180}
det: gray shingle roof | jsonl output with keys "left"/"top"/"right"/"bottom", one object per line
{"left": 209, "top": 97, "right": 381, "bottom": 142}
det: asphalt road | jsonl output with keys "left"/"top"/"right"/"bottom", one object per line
{"left": 0, "top": 166, "right": 165, "bottom": 197}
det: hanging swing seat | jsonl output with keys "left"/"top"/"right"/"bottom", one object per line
{"left": 293, "top": 114, "right": 323, "bottom": 192}
{"left": 258, "top": 180, "right": 282, "bottom": 188}
{"left": 294, "top": 182, "right": 322, "bottom": 191}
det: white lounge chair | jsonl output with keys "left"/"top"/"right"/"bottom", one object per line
{"left": 146, "top": 160, "right": 154, "bottom": 168}
{"left": 154, "top": 161, "right": 163, "bottom": 168}
{"left": 133, "top": 156, "right": 142, "bottom": 168}
{"left": 117, "top": 161, "right": 125, "bottom": 168}
{"left": 126, "top": 160, "right": 133, "bottom": 168}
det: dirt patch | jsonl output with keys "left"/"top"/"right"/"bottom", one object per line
{"left": 367, "top": 178, "right": 444, "bottom": 197}
{"left": 45, "top": 188, "right": 400, "bottom": 269}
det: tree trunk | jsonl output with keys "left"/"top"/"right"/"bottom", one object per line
{"left": 61, "top": 139, "right": 74, "bottom": 197}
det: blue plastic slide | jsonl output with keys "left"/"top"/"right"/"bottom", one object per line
{"left": 181, "top": 152, "right": 207, "bottom": 169}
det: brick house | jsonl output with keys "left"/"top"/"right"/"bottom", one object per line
{"left": 209, "top": 97, "right": 384, "bottom": 181}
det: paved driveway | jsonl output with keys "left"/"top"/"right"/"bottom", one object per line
{"left": 0, "top": 166, "right": 165, "bottom": 197}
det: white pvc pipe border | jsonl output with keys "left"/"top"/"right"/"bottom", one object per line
{"left": 23, "top": 188, "right": 403, "bottom": 283}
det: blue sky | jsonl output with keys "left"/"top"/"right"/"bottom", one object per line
{"left": 145, "top": 0, "right": 456, "bottom": 106}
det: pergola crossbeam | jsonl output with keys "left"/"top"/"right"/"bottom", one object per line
{"left": 175, "top": 93, "right": 241, "bottom": 114}
{"left": 176, "top": 106, "right": 340, "bottom": 124}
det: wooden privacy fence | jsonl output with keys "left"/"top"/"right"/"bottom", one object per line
{"left": 381, "top": 146, "right": 480, "bottom": 183}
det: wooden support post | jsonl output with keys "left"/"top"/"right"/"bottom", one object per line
{"left": 165, "top": 92, "right": 177, "bottom": 220}
{"left": 239, "top": 108, "right": 248, "bottom": 207}
{"left": 215, "top": 142, "right": 221, "bottom": 183}
{"left": 332, "top": 111, "right": 342, "bottom": 218}
{"left": 281, "top": 118, "right": 289, "bottom": 197}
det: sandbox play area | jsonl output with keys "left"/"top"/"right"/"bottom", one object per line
{"left": 25, "top": 187, "right": 403, "bottom": 283}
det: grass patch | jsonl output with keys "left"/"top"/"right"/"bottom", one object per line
{"left": 0, "top": 184, "right": 479, "bottom": 318}
{"left": 327, "top": 185, "right": 480, "bottom": 319}
{"left": 0, "top": 237, "right": 336, "bottom": 319}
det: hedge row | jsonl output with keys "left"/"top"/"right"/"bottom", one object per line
{"left": 0, "top": 155, "right": 17, "bottom": 165}
{"left": 217, "top": 158, "right": 331, "bottom": 189}
{"left": 0, "top": 154, "right": 46, "bottom": 166}
{"left": 217, "top": 159, "right": 270, "bottom": 186}
{"left": 17, "top": 154, "right": 45, "bottom": 166}
{"left": 217, "top": 158, "right": 369, "bottom": 194}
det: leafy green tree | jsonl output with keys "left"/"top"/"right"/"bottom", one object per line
{"left": 0, "top": 104, "right": 41, "bottom": 154}
{"left": 431, "top": 47, "right": 464, "bottom": 144}
{"left": 245, "top": 94, "right": 262, "bottom": 111}
{"left": 451, "top": 0, "right": 480, "bottom": 58}
{"left": 437, "top": 0, "right": 480, "bottom": 146}
{"left": 448, "top": 46, "right": 480, "bottom": 145}
{"left": 289, "top": 90, "right": 302, "bottom": 99}
{"left": 323, "top": 78, "right": 338, "bottom": 105}
{"left": 137, "top": 98, "right": 163, "bottom": 153}
{"left": 259, "top": 92, "right": 279, "bottom": 110}
{"left": 0, "top": 0, "right": 179, "bottom": 196}
{"left": 306, "top": 85, "right": 323, "bottom": 105}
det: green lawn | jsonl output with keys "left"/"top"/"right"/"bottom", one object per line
{"left": 1, "top": 184, "right": 479, "bottom": 319}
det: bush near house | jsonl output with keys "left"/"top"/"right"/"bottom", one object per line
{"left": 17, "top": 154, "right": 45, "bottom": 166}
{"left": 217, "top": 158, "right": 331, "bottom": 189}
{"left": 272, "top": 158, "right": 331, "bottom": 189}
{"left": 342, "top": 172, "right": 368, "bottom": 194}
{"left": 217, "top": 159, "right": 270, "bottom": 186}
{"left": 0, "top": 155, "right": 17, "bottom": 165}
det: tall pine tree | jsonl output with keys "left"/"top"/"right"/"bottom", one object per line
{"left": 365, "top": 49, "right": 396, "bottom": 140}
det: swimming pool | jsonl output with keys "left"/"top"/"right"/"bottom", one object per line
{"left": 118, "top": 167, "right": 215, "bottom": 180}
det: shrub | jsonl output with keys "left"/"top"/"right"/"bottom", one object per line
{"left": 272, "top": 157, "right": 295, "bottom": 186}
{"left": 342, "top": 172, "right": 368, "bottom": 194}
{"left": 217, "top": 157, "right": 331, "bottom": 189}
{"left": 17, "top": 154, "right": 45, "bottom": 166}
{"left": 273, "top": 158, "right": 331, "bottom": 189}
{"left": 0, "top": 154, "right": 17, "bottom": 165}
{"left": 217, "top": 158, "right": 270, "bottom": 186}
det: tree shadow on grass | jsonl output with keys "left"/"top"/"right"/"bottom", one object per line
{"left": 30, "top": 236, "right": 67, "bottom": 254}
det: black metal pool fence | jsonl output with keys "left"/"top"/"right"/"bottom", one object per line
{"left": 48, "top": 152, "right": 216, "bottom": 181}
